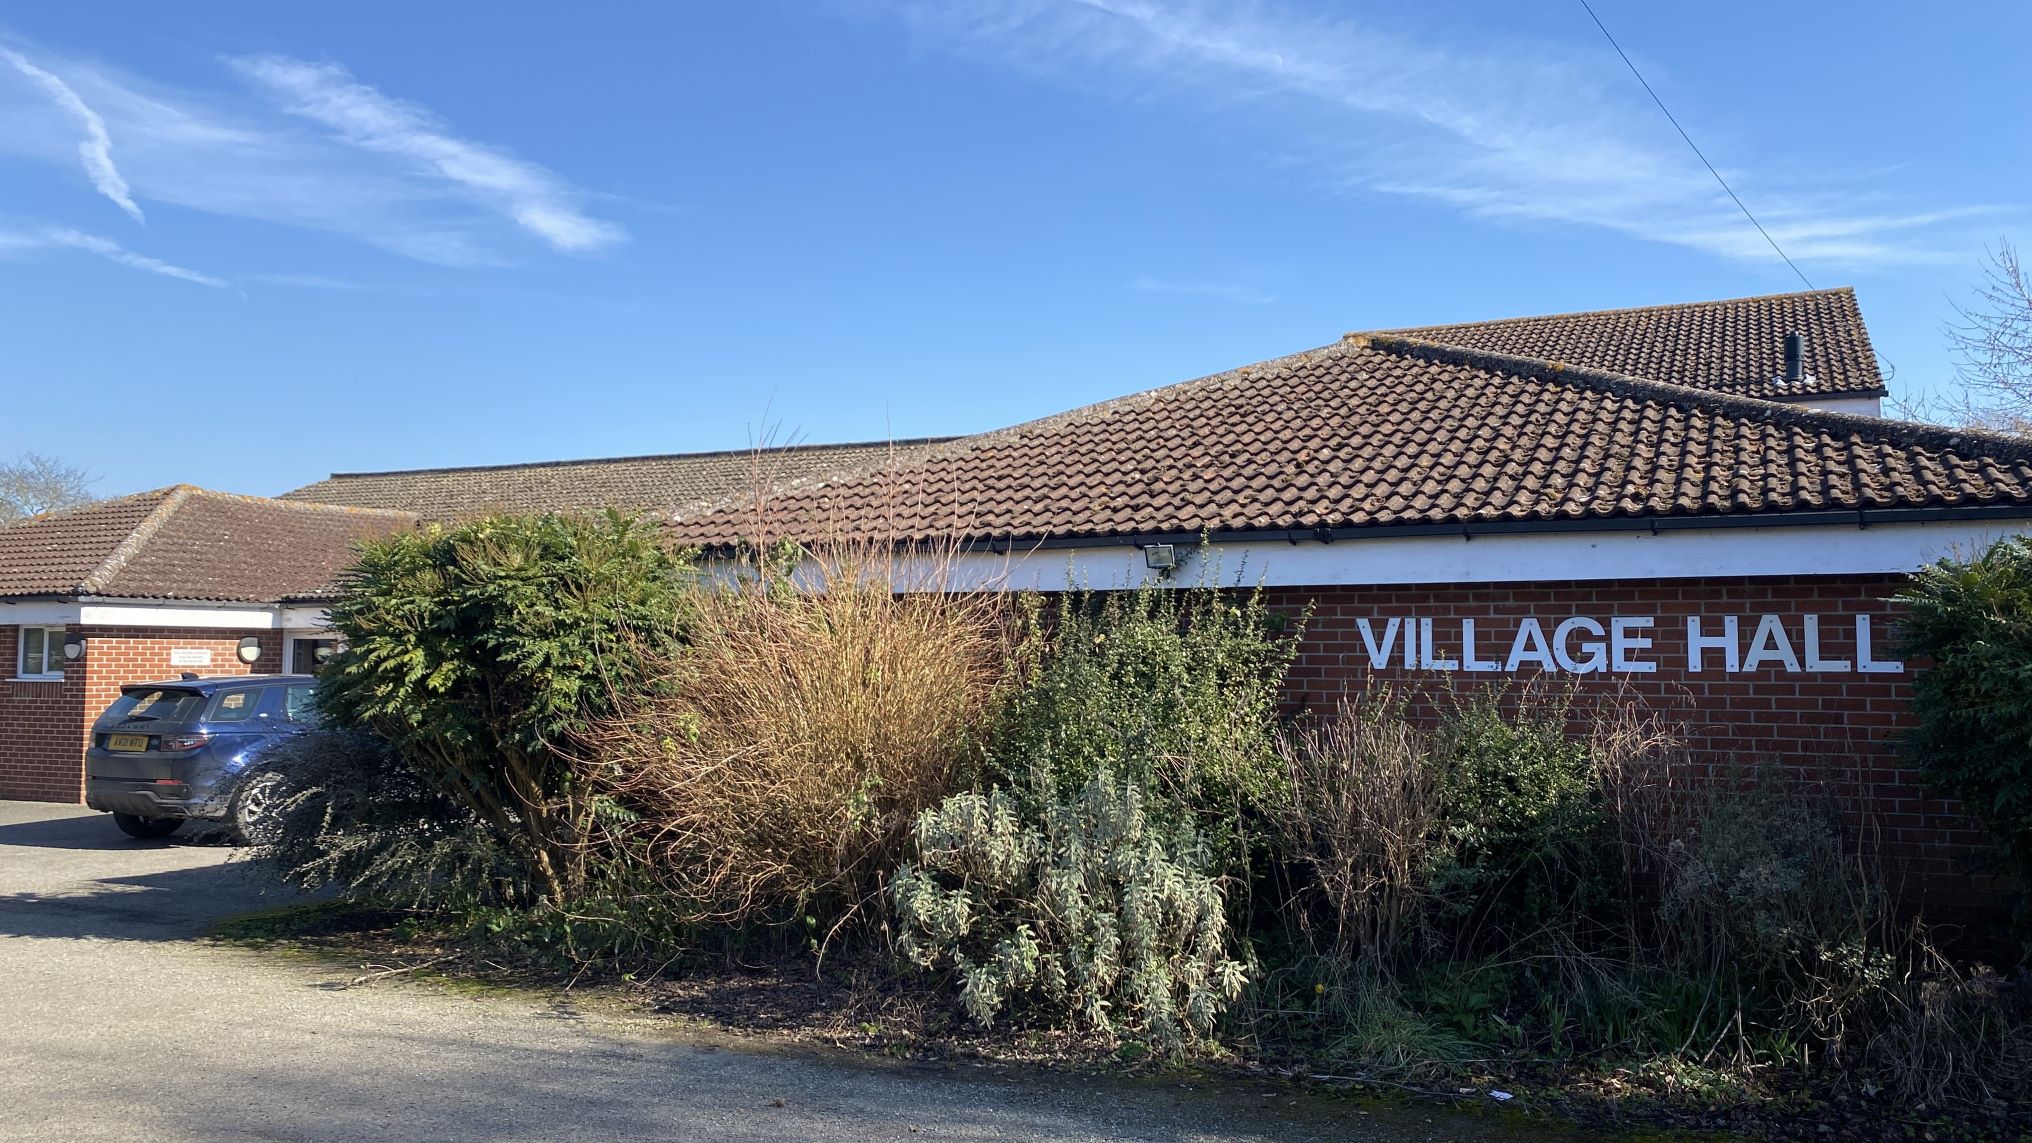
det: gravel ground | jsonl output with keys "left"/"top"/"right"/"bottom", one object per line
{"left": 0, "top": 799, "right": 1589, "bottom": 1142}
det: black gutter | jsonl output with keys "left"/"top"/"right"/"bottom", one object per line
{"left": 1776, "top": 387, "right": 1889, "bottom": 401}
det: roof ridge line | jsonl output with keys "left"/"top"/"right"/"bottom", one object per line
{"left": 4, "top": 484, "right": 176, "bottom": 528}
{"left": 80, "top": 485, "right": 194, "bottom": 594}
{"left": 1364, "top": 285, "right": 1856, "bottom": 338}
{"left": 305, "top": 436, "right": 965, "bottom": 483}
{"left": 177, "top": 485, "right": 418, "bottom": 520}
{"left": 662, "top": 337, "right": 1364, "bottom": 523}
{"left": 1362, "top": 334, "right": 2032, "bottom": 463}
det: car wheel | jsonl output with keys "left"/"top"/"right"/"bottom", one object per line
{"left": 112, "top": 812, "right": 184, "bottom": 840}
{"left": 232, "top": 771, "right": 288, "bottom": 845}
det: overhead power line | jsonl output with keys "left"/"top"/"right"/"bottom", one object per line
{"left": 1576, "top": 0, "right": 1814, "bottom": 290}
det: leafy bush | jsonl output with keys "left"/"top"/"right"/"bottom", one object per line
{"left": 1659, "top": 781, "right": 1877, "bottom": 973}
{"left": 251, "top": 728, "right": 527, "bottom": 908}
{"left": 993, "top": 581, "right": 1298, "bottom": 850}
{"left": 890, "top": 770, "right": 1248, "bottom": 1048}
{"left": 582, "top": 541, "right": 1007, "bottom": 929}
{"left": 317, "top": 511, "right": 694, "bottom": 903}
{"left": 1897, "top": 535, "right": 2032, "bottom": 909}
{"left": 1421, "top": 691, "right": 1619, "bottom": 954}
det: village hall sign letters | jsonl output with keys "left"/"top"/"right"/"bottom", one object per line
{"left": 1355, "top": 613, "right": 1902, "bottom": 676}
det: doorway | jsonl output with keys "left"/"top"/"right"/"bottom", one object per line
{"left": 289, "top": 638, "right": 337, "bottom": 675}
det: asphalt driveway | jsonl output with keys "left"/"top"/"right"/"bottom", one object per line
{"left": 0, "top": 800, "right": 1586, "bottom": 1142}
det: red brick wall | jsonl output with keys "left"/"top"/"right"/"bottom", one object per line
{"left": 1267, "top": 573, "right": 2001, "bottom": 916}
{"left": 0, "top": 624, "right": 284, "bottom": 803}
{"left": 0, "top": 624, "right": 90, "bottom": 802}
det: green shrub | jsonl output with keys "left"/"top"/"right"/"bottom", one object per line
{"left": 1897, "top": 536, "right": 2032, "bottom": 912}
{"left": 1659, "top": 781, "right": 1877, "bottom": 973}
{"left": 316, "top": 511, "right": 694, "bottom": 903}
{"left": 890, "top": 771, "right": 1248, "bottom": 1049}
{"left": 1421, "top": 691, "right": 1619, "bottom": 954}
{"left": 993, "top": 581, "right": 1298, "bottom": 849}
{"left": 252, "top": 728, "right": 528, "bottom": 909}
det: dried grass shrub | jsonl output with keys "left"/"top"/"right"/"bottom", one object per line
{"left": 1277, "top": 692, "right": 1438, "bottom": 957}
{"left": 583, "top": 535, "right": 1010, "bottom": 928}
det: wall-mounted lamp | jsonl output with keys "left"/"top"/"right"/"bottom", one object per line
{"left": 236, "top": 636, "right": 264, "bottom": 665}
{"left": 1143, "top": 543, "right": 1177, "bottom": 571}
{"left": 61, "top": 634, "right": 87, "bottom": 661}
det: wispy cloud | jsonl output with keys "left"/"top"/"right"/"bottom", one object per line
{"left": 880, "top": 0, "right": 1985, "bottom": 268}
{"left": 1, "top": 44, "right": 144, "bottom": 222}
{"left": 245, "top": 271, "right": 370, "bottom": 291}
{"left": 1129, "top": 275, "right": 1274, "bottom": 304}
{"left": 230, "top": 56, "right": 625, "bottom": 254}
{"left": 0, "top": 225, "right": 226, "bottom": 286}
{"left": 0, "top": 45, "right": 625, "bottom": 266}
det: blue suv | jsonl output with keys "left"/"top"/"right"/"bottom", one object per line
{"left": 84, "top": 675, "right": 319, "bottom": 842}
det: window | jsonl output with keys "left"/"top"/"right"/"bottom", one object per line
{"left": 95, "top": 688, "right": 207, "bottom": 728}
{"left": 16, "top": 627, "right": 64, "bottom": 679}
{"left": 283, "top": 684, "right": 319, "bottom": 724}
{"left": 205, "top": 688, "right": 262, "bottom": 723}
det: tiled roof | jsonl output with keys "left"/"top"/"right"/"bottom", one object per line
{"left": 1386, "top": 287, "right": 1884, "bottom": 401}
{"left": 662, "top": 334, "right": 2032, "bottom": 549}
{"left": 0, "top": 486, "right": 415, "bottom": 602}
{"left": 281, "top": 439, "right": 955, "bottom": 519}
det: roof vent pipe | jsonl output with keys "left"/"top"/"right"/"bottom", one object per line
{"left": 1784, "top": 331, "right": 1806, "bottom": 384}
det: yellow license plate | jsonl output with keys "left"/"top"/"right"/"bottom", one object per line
{"left": 106, "top": 734, "right": 150, "bottom": 752}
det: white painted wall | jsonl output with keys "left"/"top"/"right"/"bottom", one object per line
{"left": 76, "top": 603, "right": 277, "bottom": 629}
{"left": 894, "top": 518, "right": 2032, "bottom": 593}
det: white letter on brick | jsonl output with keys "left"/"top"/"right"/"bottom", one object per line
{"left": 1687, "top": 616, "right": 1740, "bottom": 672}
{"left": 1802, "top": 614, "right": 1850, "bottom": 672}
{"left": 1356, "top": 618, "right": 1401, "bottom": 670}
{"left": 1505, "top": 618, "right": 1556, "bottom": 672}
{"left": 1742, "top": 614, "right": 1802, "bottom": 672}
{"left": 1610, "top": 616, "right": 1656, "bottom": 673}
{"left": 1461, "top": 618, "right": 1501, "bottom": 672}
{"left": 1420, "top": 618, "right": 1460, "bottom": 671}
{"left": 1856, "top": 615, "right": 1905, "bottom": 674}
{"left": 1553, "top": 617, "right": 1606, "bottom": 674}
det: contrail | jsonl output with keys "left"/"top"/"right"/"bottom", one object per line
{"left": 3, "top": 44, "right": 145, "bottom": 223}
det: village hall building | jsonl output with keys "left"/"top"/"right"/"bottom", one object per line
{"left": 6, "top": 286, "right": 2030, "bottom": 910}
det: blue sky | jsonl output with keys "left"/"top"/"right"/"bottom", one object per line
{"left": 1, "top": 1, "right": 2023, "bottom": 499}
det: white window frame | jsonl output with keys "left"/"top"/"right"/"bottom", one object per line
{"left": 16, "top": 626, "right": 65, "bottom": 681}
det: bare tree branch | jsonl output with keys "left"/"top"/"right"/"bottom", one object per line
{"left": 1934, "top": 238, "right": 2032, "bottom": 433}
{"left": 0, "top": 453, "right": 98, "bottom": 522}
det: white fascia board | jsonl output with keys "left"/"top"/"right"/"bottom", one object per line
{"left": 910, "top": 519, "right": 2032, "bottom": 593}
{"left": 70, "top": 601, "right": 281, "bottom": 629}
{"left": 0, "top": 601, "right": 83, "bottom": 624}
{"left": 279, "top": 606, "right": 334, "bottom": 629}
{"left": 1797, "top": 396, "right": 1883, "bottom": 417}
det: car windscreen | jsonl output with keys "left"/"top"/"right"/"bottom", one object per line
{"left": 96, "top": 688, "right": 208, "bottom": 727}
